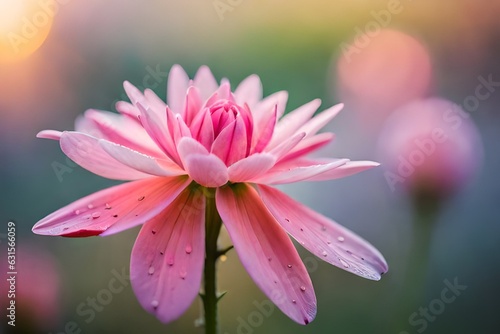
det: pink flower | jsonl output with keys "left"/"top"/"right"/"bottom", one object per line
{"left": 378, "top": 97, "right": 483, "bottom": 198}
{"left": 33, "top": 65, "right": 388, "bottom": 325}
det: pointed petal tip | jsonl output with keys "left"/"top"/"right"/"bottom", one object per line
{"left": 37, "top": 130, "right": 63, "bottom": 140}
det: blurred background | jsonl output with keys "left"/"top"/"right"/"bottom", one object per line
{"left": 1, "top": 0, "right": 499, "bottom": 333}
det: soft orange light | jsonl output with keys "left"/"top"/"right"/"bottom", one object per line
{"left": 0, "top": 0, "right": 54, "bottom": 62}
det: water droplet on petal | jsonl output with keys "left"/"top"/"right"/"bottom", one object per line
{"left": 300, "top": 286, "right": 306, "bottom": 292}
{"left": 327, "top": 240, "right": 331, "bottom": 244}
{"left": 151, "top": 300, "right": 159, "bottom": 308}
{"left": 321, "top": 225, "right": 327, "bottom": 231}
{"left": 292, "top": 299, "right": 296, "bottom": 304}
{"left": 148, "top": 266, "right": 155, "bottom": 275}
{"left": 152, "top": 230, "right": 157, "bottom": 235}
{"left": 322, "top": 251, "right": 328, "bottom": 257}
{"left": 180, "top": 271, "right": 187, "bottom": 279}
{"left": 74, "top": 209, "right": 80, "bottom": 215}
{"left": 92, "top": 212, "right": 101, "bottom": 219}
{"left": 105, "top": 203, "right": 112, "bottom": 210}
{"left": 300, "top": 228, "right": 304, "bottom": 232}
{"left": 268, "top": 257, "right": 272, "bottom": 261}
{"left": 337, "top": 236, "right": 345, "bottom": 242}
{"left": 167, "top": 258, "right": 174, "bottom": 266}
{"left": 138, "top": 196, "right": 145, "bottom": 201}
{"left": 63, "top": 227, "right": 69, "bottom": 231}
{"left": 339, "top": 258, "right": 350, "bottom": 268}
{"left": 87, "top": 204, "right": 94, "bottom": 209}
{"left": 113, "top": 214, "right": 118, "bottom": 218}
{"left": 285, "top": 218, "right": 290, "bottom": 222}
{"left": 287, "top": 264, "right": 292, "bottom": 268}
{"left": 185, "top": 245, "right": 192, "bottom": 254}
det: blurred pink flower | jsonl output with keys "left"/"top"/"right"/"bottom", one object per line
{"left": 33, "top": 65, "right": 387, "bottom": 325}
{"left": 335, "top": 29, "right": 432, "bottom": 131}
{"left": 378, "top": 97, "right": 483, "bottom": 197}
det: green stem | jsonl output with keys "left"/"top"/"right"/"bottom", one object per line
{"left": 203, "top": 189, "right": 223, "bottom": 334}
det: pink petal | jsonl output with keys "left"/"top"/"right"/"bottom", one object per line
{"left": 137, "top": 103, "right": 179, "bottom": 164}
{"left": 228, "top": 153, "right": 276, "bottom": 183}
{"left": 130, "top": 187, "right": 205, "bottom": 323}
{"left": 37, "top": 130, "right": 62, "bottom": 140}
{"left": 234, "top": 74, "right": 262, "bottom": 108}
{"left": 258, "top": 185, "right": 388, "bottom": 280}
{"left": 211, "top": 118, "right": 247, "bottom": 166}
{"left": 266, "top": 132, "right": 306, "bottom": 160}
{"left": 177, "top": 137, "right": 229, "bottom": 187}
{"left": 115, "top": 101, "right": 140, "bottom": 119}
{"left": 144, "top": 88, "right": 168, "bottom": 116}
{"left": 83, "top": 109, "right": 165, "bottom": 157}
{"left": 279, "top": 132, "right": 335, "bottom": 162}
{"left": 298, "top": 103, "right": 344, "bottom": 137}
{"left": 194, "top": 65, "right": 218, "bottom": 102}
{"left": 304, "top": 160, "right": 380, "bottom": 181}
{"left": 189, "top": 108, "right": 214, "bottom": 151}
{"left": 216, "top": 184, "right": 316, "bottom": 325}
{"left": 99, "top": 140, "right": 185, "bottom": 177}
{"left": 268, "top": 99, "right": 321, "bottom": 149}
{"left": 252, "top": 159, "right": 349, "bottom": 184}
{"left": 251, "top": 106, "right": 277, "bottom": 154}
{"left": 183, "top": 86, "right": 202, "bottom": 126}
{"left": 252, "top": 91, "right": 288, "bottom": 121}
{"left": 32, "top": 176, "right": 190, "bottom": 237}
{"left": 167, "top": 65, "right": 190, "bottom": 114}
{"left": 60, "top": 131, "right": 150, "bottom": 180}
{"left": 123, "top": 81, "right": 147, "bottom": 106}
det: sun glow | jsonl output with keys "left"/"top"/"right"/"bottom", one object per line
{"left": 0, "top": 0, "right": 54, "bottom": 62}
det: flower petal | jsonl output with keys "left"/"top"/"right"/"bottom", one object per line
{"left": 234, "top": 74, "right": 262, "bottom": 108}
{"left": 194, "top": 65, "right": 218, "bottom": 102}
{"left": 130, "top": 186, "right": 205, "bottom": 323}
{"left": 252, "top": 159, "right": 349, "bottom": 184}
{"left": 268, "top": 99, "right": 321, "bottom": 149}
{"left": 99, "top": 140, "right": 185, "bottom": 177}
{"left": 228, "top": 153, "right": 276, "bottom": 183}
{"left": 258, "top": 185, "right": 388, "bottom": 280}
{"left": 298, "top": 103, "right": 343, "bottom": 137}
{"left": 37, "top": 130, "right": 62, "bottom": 140}
{"left": 83, "top": 109, "right": 164, "bottom": 157}
{"left": 279, "top": 132, "right": 335, "bottom": 162}
{"left": 211, "top": 118, "right": 247, "bottom": 166}
{"left": 32, "top": 176, "right": 190, "bottom": 237}
{"left": 59, "top": 131, "right": 150, "bottom": 180}
{"left": 252, "top": 91, "right": 288, "bottom": 121}
{"left": 216, "top": 184, "right": 316, "bottom": 325}
{"left": 304, "top": 160, "right": 380, "bottom": 181}
{"left": 167, "top": 64, "right": 190, "bottom": 114}
{"left": 177, "top": 137, "right": 229, "bottom": 187}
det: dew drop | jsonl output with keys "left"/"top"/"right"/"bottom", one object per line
{"left": 185, "top": 245, "right": 192, "bottom": 254}
{"left": 346, "top": 250, "right": 352, "bottom": 255}
{"left": 87, "top": 204, "right": 94, "bottom": 209}
{"left": 179, "top": 271, "right": 187, "bottom": 279}
{"left": 148, "top": 266, "right": 155, "bottom": 275}
{"left": 285, "top": 218, "right": 290, "bottom": 222}
{"left": 339, "top": 258, "right": 350, "bottom": 268}
{"left": 361, "top": 257, "right": 365, "bottom": 261}
{"left": 151, "top": 300, "right": 159, "bottom": 308}
{"left": 287, "top": 264, "right": 292, "bottom": 268}
{"left": 337, "top": 236, "right": 345, "bottom": 242}
{"left": 268, "top": 257, "right": 272, "bottom": 261}
{"left": 300, "top": 228, "right": 304, "bottom": 232}
{"left": 167, "top": 258, "right": 174, "bottom": 266}
{"left": 105, "top": 203, "right": 112, "bottom": 210}
{"left": 138, "top": 196, "right": 145, "bottom": 201}
{"left": 160, "top": 251, "right": 164, "bottom": 255}
{"left": 92, "top": 212, "right": 101, "bottom": 219}
{"left": 292, "top": 299, "right": 296, "bottom": 304}
{"left": 321, "top": 225, "right": 327, "bottom": 231}
{"left": 74, "top": 209, "right": 80, "bottom": 215}
{"left": 300, "top": 286, "right": 306, "bottom": 292}
{"left": 327, "top": 240, "right": 331, "bottom": 244}
{"left": 151, "top": 230, "right": 157, "bottom": 235}
{"left": 113, "top": 214, "right": 118, "bottom": 218}
{"left": 63, "top": 227, "right": 69, "bottom": 231}
{"left": 322, "top": 251, "right": 328, "bottom": 257}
